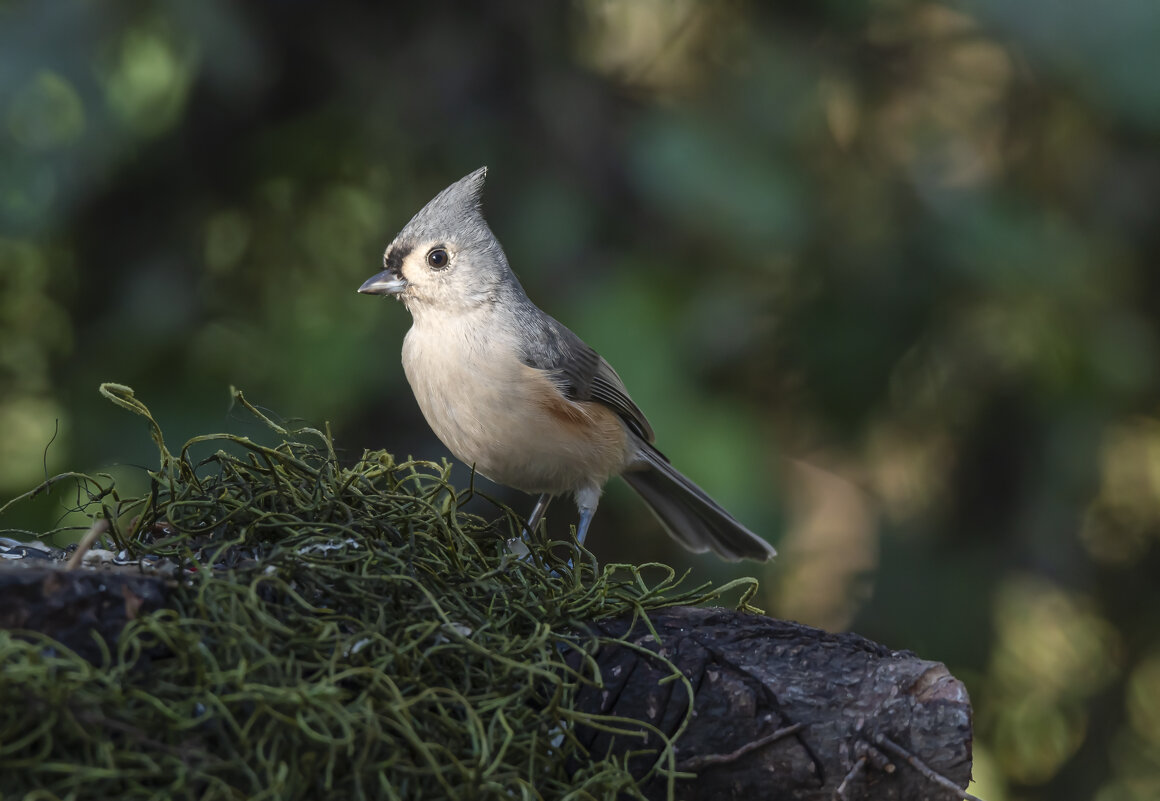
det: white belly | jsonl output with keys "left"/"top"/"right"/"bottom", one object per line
{"left": 400, "top": 318, "right": 630, "bottom": 495}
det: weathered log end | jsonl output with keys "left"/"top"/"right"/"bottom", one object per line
{"left": 573, "top": 606, "right": 972, "bottom": 801}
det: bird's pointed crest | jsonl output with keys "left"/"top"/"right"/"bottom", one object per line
{"left": 396, "top": 167, "right": 489, "bottom": 245}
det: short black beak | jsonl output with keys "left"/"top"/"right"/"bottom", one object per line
{"left": 358, "top": 269, "right": 407, "bottom": 295}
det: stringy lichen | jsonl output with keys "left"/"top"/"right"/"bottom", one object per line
{"left": 0, "top": 384, "right": 760, "bottom": 800}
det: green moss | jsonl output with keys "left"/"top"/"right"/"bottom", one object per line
{"left": 0, "top": 384, "right": 760, "bottom": 800}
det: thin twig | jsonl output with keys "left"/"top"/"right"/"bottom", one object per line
{"left": 677, "top": 722, "right": 804, "bottom": 771}
{"left": 66, "top": 518, "right": 110, "bottom": 570}
{"left": 874, "top": 733, "right": 984, "bottom": 801}
{"left": 834, "top": 755, "right": 867, "bottom": 800}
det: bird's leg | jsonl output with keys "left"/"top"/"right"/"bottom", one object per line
{"left": 576, "top": 507, "right": 595, "bottom": 546}
{"left": 510, "top": 494, "right": 554, "bottom": 565}
{"left": 574, "top": 486, "right": 601, "bottom": 547}
{"left": 524, "top": 493, "right": 553, "bottom": 538}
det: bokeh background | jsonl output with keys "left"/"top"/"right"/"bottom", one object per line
{"left": 4, "top": 2, "right": 1160, "bottom": 798}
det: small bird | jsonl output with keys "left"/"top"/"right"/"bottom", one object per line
{"left": 358, "top": 168, "right": 775, "bottom": 561}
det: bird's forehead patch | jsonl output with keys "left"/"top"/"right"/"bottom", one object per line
{"left": 384, "top": 242, "right": 413, "bottom": 272}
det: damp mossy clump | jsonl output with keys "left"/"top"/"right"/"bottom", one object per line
{"left": 0, "top": 384, "right": 759, "bottom": 801}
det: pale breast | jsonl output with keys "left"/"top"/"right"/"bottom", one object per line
{"left": 401, "top": 318, "right": 632, "bottom": 495}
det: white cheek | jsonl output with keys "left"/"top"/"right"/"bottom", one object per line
{"left": 402, "top": 258, "right": 423, "bottom": 283}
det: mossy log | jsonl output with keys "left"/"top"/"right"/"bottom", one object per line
{"left": 2, "top": 562, "right": 972, "bottom": 800}
{"left": 0, "top": 386, "right": 973, "bottom": 800}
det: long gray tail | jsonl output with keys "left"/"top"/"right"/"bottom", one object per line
{"left": 621, "top": 447, "right": 776, "bottom": 562}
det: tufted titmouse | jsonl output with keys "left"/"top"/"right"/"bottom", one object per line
{"left": 358, "top": 168, "right": 775, "bottom": 561}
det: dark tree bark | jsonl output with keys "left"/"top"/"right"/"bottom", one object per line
{"left": 572, "top": 607, "right": 972, "bottom": 801}
{"left": 0, "top": 563, "right": 171, "bottom": 664}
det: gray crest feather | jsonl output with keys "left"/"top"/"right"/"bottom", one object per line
{"left": 396, "top": 167, "right": 490, "bottom": 246}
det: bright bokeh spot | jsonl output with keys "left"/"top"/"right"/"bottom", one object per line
{"left": 102, "top": 24, "right": 197, "bottom": 135}
{"left": 992, "top": 575, "right": 1120, "bottom": 699}
{"left": 1082, "top": 419, "right": 1160, "bottom": 563}
{"left": 203, "top": 210, "right": 252, "bottom": 275}
{"left": 1127, "top": 653, "right": 1160, "bottom": 748}
{"left": 7, "top": 71, "right": 86, "bottom": 150}
{"left": 988, "top": 575, "right": 1122, "bottom": 783}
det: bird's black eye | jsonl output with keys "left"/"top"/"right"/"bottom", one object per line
{"left": 426, "top": 247, "right": 449, "bottom": 269}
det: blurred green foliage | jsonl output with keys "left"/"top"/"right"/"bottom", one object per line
{"left": 3, "top": 1, "right": 1160, "bottom": 799}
